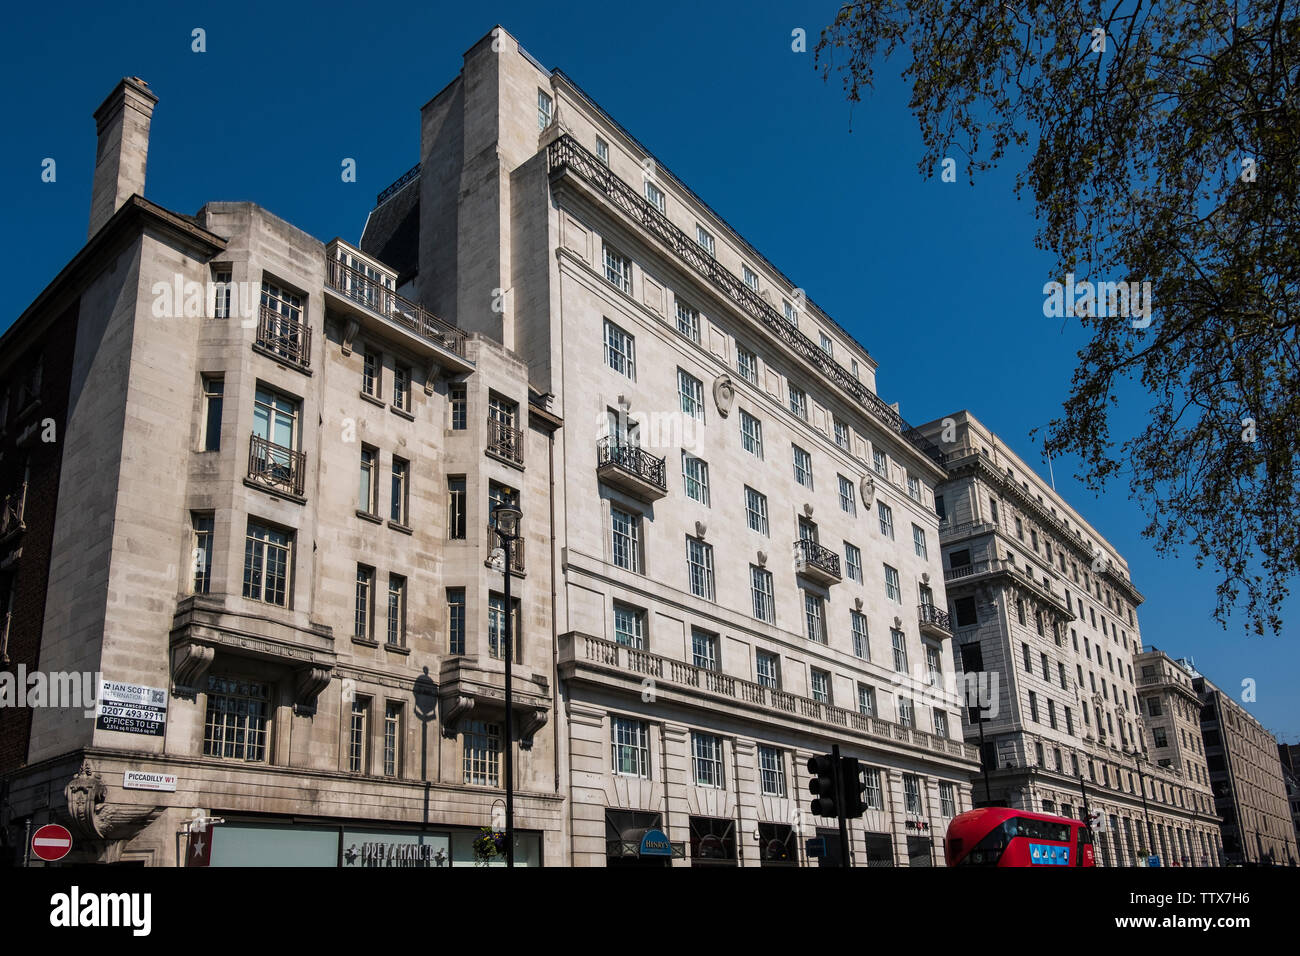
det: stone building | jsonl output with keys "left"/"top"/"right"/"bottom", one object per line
{"left": 1279, "top": 743, "right": 1300, "bottom": 859}
{"left": 0, "top": 76, "right": 564, "bottom": 866}
{"left": 2, "top": 28, "right": 985, "bottom": 867}
{"left": 1181, "top": 663, "right": 1297, "bottom": 865}
{"left": 359, "top": 26, "right": 982, "bottom": 866}
{"left": 914, "top": 410, "right": 1223, "bottom": 866}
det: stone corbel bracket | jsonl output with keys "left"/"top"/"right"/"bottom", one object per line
{"left": 441, "top": 695, "right": 475, "bottom": 738}
{"left": 424, "top": 361, "right": 440, "bottom": 396}
{"left": 519, "top": 707, "right": 549, "bottom": 750}
{"left": 340, "top": 317, "right": 360, "bottom": 356}
{"left": 293, "top": 666, "right": 333, "bottom": 717}
{"left": 172, "top": 642, "right": 216, "bottom": 699}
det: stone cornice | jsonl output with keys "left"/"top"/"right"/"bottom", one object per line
{"left": 946, "top": 452, "right": 1145, "bottom": 606}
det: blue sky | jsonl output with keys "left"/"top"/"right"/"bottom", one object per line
{"left": 2, "top": 0, "right": 1295, "bottom": 740}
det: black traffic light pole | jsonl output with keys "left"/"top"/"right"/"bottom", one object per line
{"left": 832, "top": 744, "right": 850, "bottom": 868}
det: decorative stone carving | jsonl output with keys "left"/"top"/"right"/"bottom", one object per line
{"left": 694, "top": 520, "right": 707, "bottom": 538}
{"left": 293, "top": 666, "right": 333, "bottom": 717}
{"left": 922, "top": 571, "right": 930, "bottom": 585}
{"left": 893, "top": 616, "right": 903, "bottom": 629}
{"left": 64, "top": 762, "right": 107, "bottom": 840}
{"left": 441, "top": 695, "right": 475, "bottom": 738}
{"left": 64, "top": 762, "right": 162, "bottom": 848}
{"left": 172, "top": 642, "right": 215, "bottom": 698}
{"left": 854, "top": 597, "right": 864, "bottom": 611}
{"left": 756, "top": 550, "right": 767, "bottom": 567}
{"left": 712, "top": 374, "right": 735, "bottom": 418}
{"left": 519, "top": 707, "right": 548, "bottom": 749}
{"left": 803, "top": 503, "right": 814, "bottom": 517}
{"left": 424, "top": 361, "right": 439, "bottom": 395}
{"left": 860, "top": 476, "right": 875, "bottom": 506}
{"left": 340, "top": 317, "right": 360, "bottom": 356}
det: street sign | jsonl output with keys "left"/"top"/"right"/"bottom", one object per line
{"left": 31, "top": 823, "right": 72, "bottom": 862}
{"left": 806, "top": 837, "right": 827, "bottom": 858}
{"left": 1148, "top": 855, "right": 1161, "bottom": 867}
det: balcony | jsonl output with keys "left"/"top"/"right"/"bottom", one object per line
{"left": 324, "top": 241, "right": 471, "bottom": 372}
{"left": 595, "top": 437, "right": 667, "bottom": 502}
{"left": 918, "top": 603, "right": 953, "bottom": 640}
{"left": 794, "top": 538, "right": 841, "bottom": 587}
{"left": 545, "top": 133, "right": 945, "bottom": 470}
{"left": 253, "top": 306, "right": 311, "bottom": 371}
{"left": 486, "top": 418, "right": 524, "bottom": 467}
{"left": 943, "top": 557, "right": 1074, "bottom": 619}
{"left": 559, "top": 631, "right": 981, "bottom": 764}
{"left": 247, "top": 434, "right": 306, "bottom": 498}
{"left": 0, "top": 485, "right": 26, "bottom": 540}
{"left": 486, "top": 536, "right": 526, "bottom": 575}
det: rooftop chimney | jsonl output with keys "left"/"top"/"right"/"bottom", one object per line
{"left": 88, "top": 76, "right": 157, "bottom": 238}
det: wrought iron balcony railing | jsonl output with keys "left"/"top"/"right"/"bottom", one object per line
{"left": 546, "top": 133, "right": 946, "bottom": 468}
{"left": 596, "top": 437, "right": 667, "bottom": 491}
{"left": 487, "top": 418, "right": 524, "bottom": 466}
{"left": 254, "top": 305, "right": 311, "bottom": 370}
{"left": 918, "top": 603, "right": 953, "bottom": 633}
{"left": 326, "top": 256, "right": 466, "bottom": 358}
{"left": 0, "top": 485, "right": 26, "bottom": 539}
{"left": 247, "top": 434, "right": 306, "bottom": 497}
{"left": 794, "top": 538, "right": 841, "bottom": 578}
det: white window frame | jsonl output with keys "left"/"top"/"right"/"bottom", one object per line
{"left": 686, "top": 535, "right": 715, "bottom": 600}
{"left": 740, "top": 410, "right": 763, "bottom": 458}
{"left": 603, "top": 244, "right": 631, "bottom": 293}
{"left": 604, "top": 318, "right": 635, "bottom": 379}
{"left": 681, "top": 452, "right": 710, "bottom": 505}
{"left": 744, "top": 486, "right": 769, "bottom": 535}
{"left": 678, "top": 368, "right": 705, "bottom": 420}
{"left": 611, "top": 506, "right": 642, "bottom": 573}
{"left": 838, "top": 474, "right": 856, "bottom": 515}
{"left": 793, "top": 445, "right": 813, "bottom": 489}
{"left": 750, "top": 565, "right": 775, "bottom": 622}
{"left": 695, "top": 224, "right": 715, "bottom": 256}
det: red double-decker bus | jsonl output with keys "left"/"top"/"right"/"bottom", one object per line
{"left": 945, "top": 807, "right": 1096, "bottom": 867}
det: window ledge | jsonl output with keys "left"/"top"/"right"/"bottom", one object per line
{"left": 243, "top": 478, "right": 306, "bottom": 505}
{"left": 485, "top": 449, "right": 525, "bottom": 471}
{"left": 359, "top": 390, "right": 385, "bottom": 408}
{"left": 383, "top": 642, "right": 411, "bottom": 656}
{"left": 252, "top": 343, "right": 312, "bottom": 376}
{"left": 387, "top": 520, "right": 413, "bottom": 535}
{"left": 389, "top": 405, "right": 416, "bottom": 422}
{"left": 356, "top": 510, "right": 383, "bottom": 524}
{"left": 351, "top": 636, "right": 379, "bottom": 648}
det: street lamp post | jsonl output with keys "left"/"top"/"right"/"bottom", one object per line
{"left": 1129, "top": 748, "right": 1155, "bottom": 864}
{"left": 974, "top": 708, "right": 993, "bottom": 806}
{"left": 490, "top": 497, "right": 523, "bottom": 868}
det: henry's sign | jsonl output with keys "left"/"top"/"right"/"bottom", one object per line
{"left": 95, "top": 681, "right": 168, "bottom": 737}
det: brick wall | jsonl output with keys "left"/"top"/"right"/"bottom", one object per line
{"left": 0, "top": 299, "right": 78, "bottom": 773}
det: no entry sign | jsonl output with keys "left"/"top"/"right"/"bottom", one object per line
{"left": 32, "top": 823, "right": 73, "bottom": 862}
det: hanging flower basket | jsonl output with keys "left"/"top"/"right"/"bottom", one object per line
{"left": 473, "top": 827, "right": 507, "bottom": 865}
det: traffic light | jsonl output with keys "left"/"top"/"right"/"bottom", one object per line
{"left": 841, "top": 757, "right": 867, "bottom": 819}
{"left": 807, "top": 754, "right": 839, "bottom": 817}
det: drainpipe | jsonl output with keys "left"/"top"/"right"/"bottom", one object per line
{"left": 549, "top": 423, "right": 559, "bottom": 794}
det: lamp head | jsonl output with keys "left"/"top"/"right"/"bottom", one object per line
{"left": 491, "top": 498, "right": 522, "bottom": 538}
